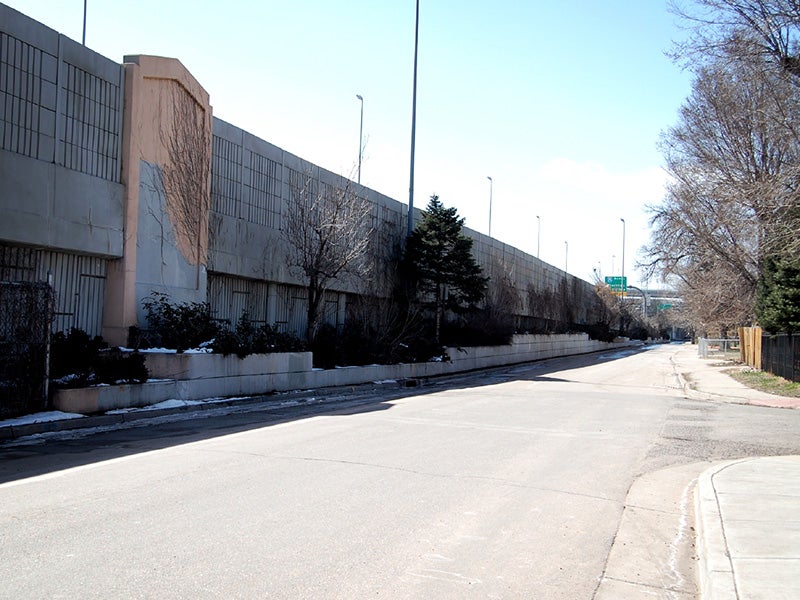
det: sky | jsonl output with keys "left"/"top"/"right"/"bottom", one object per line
{"left": 5, "top": 1, "right": 695, "bottom": 288}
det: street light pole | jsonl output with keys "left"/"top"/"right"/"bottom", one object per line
{"left": 536, "top": 215, "right": 540, "bottom": 258}
{"left": 487, "top": 176, "right": 493, "bottom": 237}
{"left": 356, "top": 94, "right": 363, "bottom": 185}
{"left": 620, "top": 217, "right": 626, "bottom": 279}
{"left": 82, "top": 0, "right": 87, "bottom": 45}
{"left": 564, "top": 240, "right": 568, "bottom": 274}
{"left": 407, "top": 0, "right": 420, "bottom": 238}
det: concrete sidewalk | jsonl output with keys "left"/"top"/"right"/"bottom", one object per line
{"left": 671, "top": 343, "right": 800, "bottom": 599}
{"left": 695, "top": 456, "right": 800, "bottom": 600}
{"left": 672, "top": 342, "right": 800, "bottom": 410}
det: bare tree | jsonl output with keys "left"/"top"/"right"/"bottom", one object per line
{"left": 158, "top": 84, "right": 211, "bottom": 289}
{"left": 283, "top": 169, "right": 373, "bottom": 344}
{"left": 484, "top": 257, "right": 521, "bottom": 331}
{"left": 643, "top": 36, "right": 800, "bottom": 330}
{"left": 670, "top": 0, "right": 800, "bottom": 76}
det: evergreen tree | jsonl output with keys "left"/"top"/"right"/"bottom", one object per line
{"left": 403, "top": 195, "right": 487, "bottom": 344}
{"left": 756, "top": 255, "right": 800, "bottom": 333}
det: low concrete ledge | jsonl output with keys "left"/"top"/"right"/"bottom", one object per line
{"left": 51, "top": 335, "right": 637, "bottom": 414}
{"left": 144, "top": 351, "right": 312, "bottom": 380}
{"left": 53, "top": 380, "right": 177, "bottom": 414}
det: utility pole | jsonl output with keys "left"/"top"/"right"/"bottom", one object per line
{"left": 356, "top": 94, "right": 363, "bottom": 184}
{"left": 407, "top": 0, "right": 420, "bottom": 238}
{"left": 82, "top": 0, "right": 87, "bottom": 45}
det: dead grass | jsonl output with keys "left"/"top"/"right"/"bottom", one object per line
{"left": 727, "top": 368, "right": 800, "bottom": 398}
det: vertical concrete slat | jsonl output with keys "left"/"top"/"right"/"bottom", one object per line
{"left": 54, "top": 35, "right": 64, "bottom": 168}
{"left": 113, "top": 64, "right": 124, "bottom": 183}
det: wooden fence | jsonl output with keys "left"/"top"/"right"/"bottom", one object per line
{"left": 739, "top": 326, "right": 762, "bottom": 370}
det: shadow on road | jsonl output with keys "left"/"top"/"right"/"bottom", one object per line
{"left": 0, "top": 345, "right": 652, "bottom": 485}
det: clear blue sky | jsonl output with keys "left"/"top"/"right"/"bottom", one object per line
{"left": 5, "top": 1, "right": 694, "bottom": 287}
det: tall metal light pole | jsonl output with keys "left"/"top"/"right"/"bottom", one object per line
{"left": 487, "top": 176, "right": 493, "bottom": 237}
{"left": 407, "top": 0, "right": 420, "bottom": 238}
{"left": 82, "top": 0, "right": 87, "bottom": 45}
{"left": 564, "top": 240, "right": 568, "bottom": 274}
{"left": 356, "top": 94, "right": 363, "bottom": 185}
{"left": 620, "top": 218, "right": 626, "bottom": 279}
{"left": 536, "top": 215, "right": 540, "bottom": 258}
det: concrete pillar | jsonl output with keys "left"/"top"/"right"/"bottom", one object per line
{"left": 102, "top": 55, "right": 212, "bottom": 345}
{"left": 267, "top": 283, "right": 278, "bottom": 325}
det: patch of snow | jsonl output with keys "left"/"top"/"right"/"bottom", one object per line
{"left": 373, "top": 379, "right": 398, "bottom": 385}
{"left": 105, "top": 395, "right": 252, "bottom": 415}
{"left": 1, "top": 411, "right": 84, "bottom": 427}
{"left": 144, "top": 399, "right": 202, "bottom": 410}
{"left": 52, "top": 373, "right": 81, "bottom": 385}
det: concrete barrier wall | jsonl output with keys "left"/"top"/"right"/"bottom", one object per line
{"left": 0, "top": 4, "right": 125, "bottom": 257}
{"left": 53, "top": 334, "right": 633, "bottom": 414}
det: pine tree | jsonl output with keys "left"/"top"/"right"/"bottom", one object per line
{"left": 755, "top": 255, "right": 800, "bottom": 333}
{"left": 403, "top": 195, "right": 487, "bottom": 344}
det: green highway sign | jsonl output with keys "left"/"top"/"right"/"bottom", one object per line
{"left": 604, "top": 276, "right": 627, "bottom": 293}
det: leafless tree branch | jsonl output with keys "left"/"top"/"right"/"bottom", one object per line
{"left": 283, "top": 167, "right": 374, "bottom": 343}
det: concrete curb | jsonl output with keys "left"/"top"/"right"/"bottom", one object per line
{"left": 0, "top": 390, "right": 342, "bottom": 442}
{"left": 694, "top": 460, "right": 744, "bottom": 600}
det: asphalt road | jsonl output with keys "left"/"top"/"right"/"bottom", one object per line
{"left": 2, "top": 345, "right": 799, "bottom": 598}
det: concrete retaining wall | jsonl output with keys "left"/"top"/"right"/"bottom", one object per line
{"left": 52, "top": 334, "right": 633, "bottom": 414}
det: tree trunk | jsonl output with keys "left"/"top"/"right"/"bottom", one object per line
{"left": 307, "top": 280, "right": 321, "bottom": 346}
{"left": 434, "top": 283, "right": 443, "bottom": 346}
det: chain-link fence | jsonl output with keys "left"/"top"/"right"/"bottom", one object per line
{"left": 0, "top": 281, "right": 54, "bottom": 419}
{"left": 698, "top": 337, "right": 741, "bottom": 360}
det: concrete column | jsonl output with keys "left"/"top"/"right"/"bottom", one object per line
{"left": 102, "top": 56, "right": 212, "bottom": 345}
{"left": 267, "top": 283, "right": 278, "bottom": 325}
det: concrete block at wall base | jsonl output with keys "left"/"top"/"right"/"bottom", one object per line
{"left": 53, "top": 381, "right": 177, "bottom": 414}
{"left": 144, "top": 351, "right": 313, "bottom": 380}
{"left": 306, "top": 365, "right": 397, "bottom": 389}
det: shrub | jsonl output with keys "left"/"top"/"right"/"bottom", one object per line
{"left": 580, "top": 322, "right": 616, "bottom": 343}
{"left": 50, "top": 328, "right": 148, "bottom": 388}
{"left": 309, "top": 319, "right": 449, "bottom": 368}
{"left": 441, "top": 317, "right": 513, "bottom": 347}
{"left": 142, "top": 292, "right": 221, "bottom": 352}
{"left": 211, "top": 312, "right": 305, "bottom": 358}
{"left": 310, "top": 323, "right": 339, "bottom": 369}
{"left": 49, "top": 328, "right": 107, "bottom": 383}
